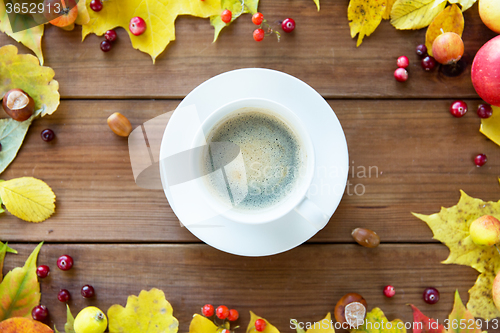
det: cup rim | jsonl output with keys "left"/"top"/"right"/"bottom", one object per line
{"left": 191, "top": 97, "right": 315, "bottom": 225}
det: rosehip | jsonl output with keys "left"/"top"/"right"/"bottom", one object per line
{"left": 253, "top": 28, "right": 264, "bottom": 42}
{"left": 255, "top": 318, "right": 267, "bottom": 332}
{"left": 252, "top": 12, "right": 264, "bottom": 25}
{"left": 228, "top": 309, "right": 239, "bottom": 321}
{"left": 221, "top": 9, "right": 232, "bottom": 23}
{"left": 202, "top": 304, "right": 214, "bottom": 317}
{"left": 216, "top": 305, "right": 229, "bottom": 319}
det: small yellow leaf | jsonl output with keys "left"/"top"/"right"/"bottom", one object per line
{"left": 313, "top": 0, "right": 320, "bottom": 11}
{"left": 425, "top": 5, "right": 464, "bottom": 56}
{"left": 247, "top": 311, "right": 280, "bottom": 333}
{"left": 0, "top": 177, "right": 55, "bottom": 223}
{"left": 383, "top": 0, "right": 397, "bottom": 20}
{"left": 350, "top": 308, "right": 406, "bottom": 333}
{"left": 188, "top": 314, "right": 228, "bottom": 333}
{"left": 348, "top": 0, "right": 387, "bottom": 47}
{"left": 480, "top": 106, "right": 500, "bottom": 147}
{"left": 391, "top": 0, "right": 446, "bottom": 30}
{"left": 302, "top": 313, "right": 335, "bottom": 333}
{"left": 107, "top": 288, "right": 179, "bottom": 333}
{"left": 75, "top": 0, "right": 90, "bottom": 26}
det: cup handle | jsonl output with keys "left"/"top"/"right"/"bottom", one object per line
{"left": 293, "top": 197, "right": 329, "bottom": 231}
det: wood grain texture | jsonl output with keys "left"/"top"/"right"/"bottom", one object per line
{"left": 2, "top": 243, "right": 482, "bottom": 332}
{"left": 0, "top": 1, "right": 495, "bottom": 99}
{"left": 0, "top": 99, "right": 497, "bottom": 243}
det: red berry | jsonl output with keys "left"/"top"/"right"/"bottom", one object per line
{"left": 394, "top": 68, "right": 408, "bottom": 82}
{"left": 100, "top": 40, "right": 112, "bottom": 52}
{"left": 32, "top": 305, "right": 49, "bottom": 321}
{"left": 397, "top": 55, "right": 409, "bottom": 68}
{"left": 228, "top": 309, "right": 239, "bottom": 321}
{"left": 81, "top": 284, "right": 95, "bottom": 298}
{"left": 474, "top": 153, "right": 487, "bottom": 167}
{"left": 36, "top": 265, "right": 50, "bottom": 278}
{"left": 129, "top": 16, "right": 146, "bottom": 36}
{"left": 383, "top": 285, "right": 396, "bottom": 297}
{"left": 423, "top": 287, "right": 440, "bottom": 304}
{"left": 216, "top": 305, "right": 229, "bottom": 319}
{"left": 282, "top": 18, "right": 295, "bottom": 33}
{"left": 105, "top": 29, "right": 117, "bottom": 42}
{"left": 202, "top": 304, "right": 214, "bottom": 317}
{"left": 252, "top": 12, "right": 264, "bottom": 25}
{"left": 253, "top": 28, "right": 265, "bottom": 42}
{"left": 416, "top": 44, "right": 428, "bottom": 57}
{"left": 477, "top": 104, "right": 493, "bottom": 118}
{"left": 221, "top": 9, "right": 232, "bottom": 23}
{"left": 41, "top": 129, "right": 55, "bottom": 142}
{"left": 255, "top": 318, "right": 267, "bottom": 332}
{"left": 450, "top": 100, "right": 468, "bottom": 118}
{"left": 89, "top": 0, "right": 102, "bottom": 12}
{"left": 421, "top": 56, "right": 436, "bottom": 71}
{"left": 57, "top": 289, "right": 71, "bottom": 302}
{"left": 57, "top": 255, "right": 73, "bottom": 270}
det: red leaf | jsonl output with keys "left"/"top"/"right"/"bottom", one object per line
{"left": 410, "top": 304, "right": 446, "bottom": 333}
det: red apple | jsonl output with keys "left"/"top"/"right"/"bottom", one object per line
{"left": 471, "top": 35, "right": 500, "bottom": 107}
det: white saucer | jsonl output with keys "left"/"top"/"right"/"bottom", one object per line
{"left": 159, "top": 68, "right": 348, "bottom": 256}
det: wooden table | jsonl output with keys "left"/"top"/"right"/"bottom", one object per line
{"left": 1, "top": 0, "right": 499, "bottom": 331}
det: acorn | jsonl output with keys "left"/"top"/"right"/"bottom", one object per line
{"left": 2, "top": 89, "right": 34, "bottom": 122}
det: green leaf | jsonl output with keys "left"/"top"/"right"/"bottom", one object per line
{"left": 0, "top": 0, "right": 44, "bottom": 65}
{"left": 0, "top": 241, "right": 18, "bottom": 282}
{"left": 0, "top": 107, "right": 43, "bottom": 175}
{"left": 64, "top": 304, "right": 75, "bottom": 333}
{"left": 390, "top": 0, "right": 446, "bottom": 30}
{"left": 211, "top": 0, "right": 259, "bottom": 42}
{"left": 448, "top": 290, "right": 482, "bottom": 333}
{"left": 0, "top": 242, "right": 42, "bottom": 320}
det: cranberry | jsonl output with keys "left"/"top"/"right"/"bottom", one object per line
{"left": 416, "top": 44, "right": 428, "bottom": 57}
{"left": 282, "top": 18, "right": 295, "bottom": 33}
{"left": 100, "top": 40, "right": 112, "bottom": 52}
{"left": 57, "top": 289, "right": 71, "bottom": 302}
{"left": 423, "top": 287, "right": 440, "bottom": 304}
{"left": 450, "top": 100, "right": 468, "bottom": 118}
{"left": 383, "top": 285, "right": 396, "bottom": 297}
{"left": 36, "top": 265, "right": 50, "bottom": 278}
{"left": 394, "top": 68, "right": 408, "bottom": 82}
{"left": 228, "top": 309, "right": 239, "bottom": 321}
{"left": 202, "top": 304, "right": 214, "bottom": 317}
{"left": 255, "top": 318, "right": 267, "bottom": 332}
{"left": 32, "top": 305, "right": 49, "bottom": 321}
{"left": 89, "top": 0, "right": 102, "bottom": 12}
{"left": 253, "top": 28, "right": 264, "bottom": 42}
{"left": 104, "top": 29, "right": 117, "bottom": 42}
{"left": 81, "top": 284, "right": 95, "bottom": 298}
{"left": 421, "top": 56, "right": 436, "bottom": 71}
{"left": 129, "top": 16, "right": 146, "bottom": 36}
{"left": 41, "top": 129, "right": 55, "bottom": 142}
{"left": 252, "top": 12, "right": 264, "bottom": 25}
{"left": 397, "top": 56, "right": 409, "bottom": 68}
{"left": 57, "top": 254, "right": 73, "bottom": 271}
{"left": 474, "top": 154, "right": 487, "bottom": 167}
{"left": 221, "top": 9, "right": 232, "bottom": 23}
{"left": 216, "top": 305, "right": 229, "bottom": 319}
{"left": 477, "top": 104, "right": 493, "bottom": 119}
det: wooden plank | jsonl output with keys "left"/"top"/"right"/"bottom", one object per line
{"left": 0, "top": 1, "right": 494, "bottom": 99}
{"left": 0, "top": 99, "right": 498, "bottom": 243}
{"left": 2, "top": 243, "right": 483, "bottom": 332}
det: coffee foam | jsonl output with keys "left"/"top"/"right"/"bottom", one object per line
{"left": 202, "top": 107, "right": 305, "bottom": 211}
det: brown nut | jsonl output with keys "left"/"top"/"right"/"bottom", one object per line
{"left": 334, "top": 293, "right": 367, "bottom": 328}
{"left": 107, "top": 112, "right": 132, "bottom": 137}
{"left": 2, "top": 89, "right": 34, "bottom": 122}
{"left": 352, "top": 227, "right": 380, "bottom": 248}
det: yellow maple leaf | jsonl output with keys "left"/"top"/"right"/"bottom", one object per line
{"left": 0, "top": 0, "right": 44, "bottom": 65}
{"left": 391, "top": 0, "right": 446, "bottom": 30}
{"left": 82, "top": 0, "right": 222, "bottom": 63}
{"left": 413, "top": 190, "right": 500, "bottom": 319}
{"left": 480, "top": 106, "right": 500, "bottom": 147}
{"left": 107, "top": 288, "right": 179, "bottom": 333}
{"left": 0, "top": 177, "right": 55, "bottom": 223}
{"left": 348, "top": 0, "right": 387, "bottom": 47}
{"left": 350, "top": 308, "right": 406, "bottom": 333}
{"left": 425, "top": 4, "right": 464, "bottom": 56}
{"left": 188, "top": 313, "right": 229, "bottom": 333}
{"left": 292, "top": 313, "right": 335, "bottom": 333}
{"left": 247, "top": 311, "right": 280, "bottom": 333}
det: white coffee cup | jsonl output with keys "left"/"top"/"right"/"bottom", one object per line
{"left": 191, "top": 98, "right": 328, "bottom": 230}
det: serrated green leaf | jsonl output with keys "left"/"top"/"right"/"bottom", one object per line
{"left": 211, "top": 0, "right": 259, "bottom": 42}
{"left": 391, "top": 0, "right": 446, "bottom": 30}
{"left": 64, "top": 304, "right": 75, "bottom": 333}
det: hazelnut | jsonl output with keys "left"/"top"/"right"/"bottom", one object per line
{"left": 2, "top": 89, "right": 35, "bottom": 122}
{"left": 334, "top": 293, "right": 367, "bottom": 328}
{"left": 107, "top": 112, "right": 132, "bottom": 137}
{"left": 352, "top": 227, "right": 380, "bottom": 248}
